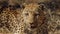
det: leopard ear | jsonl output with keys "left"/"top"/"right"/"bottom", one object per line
{"left": 21, "top": 3, "right": 27, "bottom": 9}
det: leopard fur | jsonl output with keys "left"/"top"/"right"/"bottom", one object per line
{"left": 0, "top": 3, "right": 47, "bottom": 34}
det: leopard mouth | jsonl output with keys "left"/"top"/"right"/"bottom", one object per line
{"left": 30, "top": 24, "right": 37, "bottom": 29}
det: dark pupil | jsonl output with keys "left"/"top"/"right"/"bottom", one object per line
{"left": 41, "top": 5, "right": 44, "bottom": 10}
{"left": 25, "top": 13, "right": 29, "bottom": 16}
{"left": 34, "top": 13, "right": 40, "bottom": 16}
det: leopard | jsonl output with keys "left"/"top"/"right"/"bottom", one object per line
{"left": 0, "top": 3, "right": 47, "bottom": 34}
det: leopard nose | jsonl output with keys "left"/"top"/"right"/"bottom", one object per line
{"left": 30, "top": 23, "right": 37, "bottom": 29}
{"left": 30, "top": 23, "right": 35, "bottom": 25}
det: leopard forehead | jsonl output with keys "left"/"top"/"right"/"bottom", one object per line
{"left": 23, "top": 3, "right": 39, "bottom": 12}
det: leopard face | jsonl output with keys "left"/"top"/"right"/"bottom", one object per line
{"left": 21, "top": 3, "right": 46, "bottom": 34}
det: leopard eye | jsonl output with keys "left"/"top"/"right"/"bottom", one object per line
{"left": 25, "top": 13, "right": 29, "bottom": 16}
{"left": 34, "top": 13, "right": 40, "bottom": 16}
